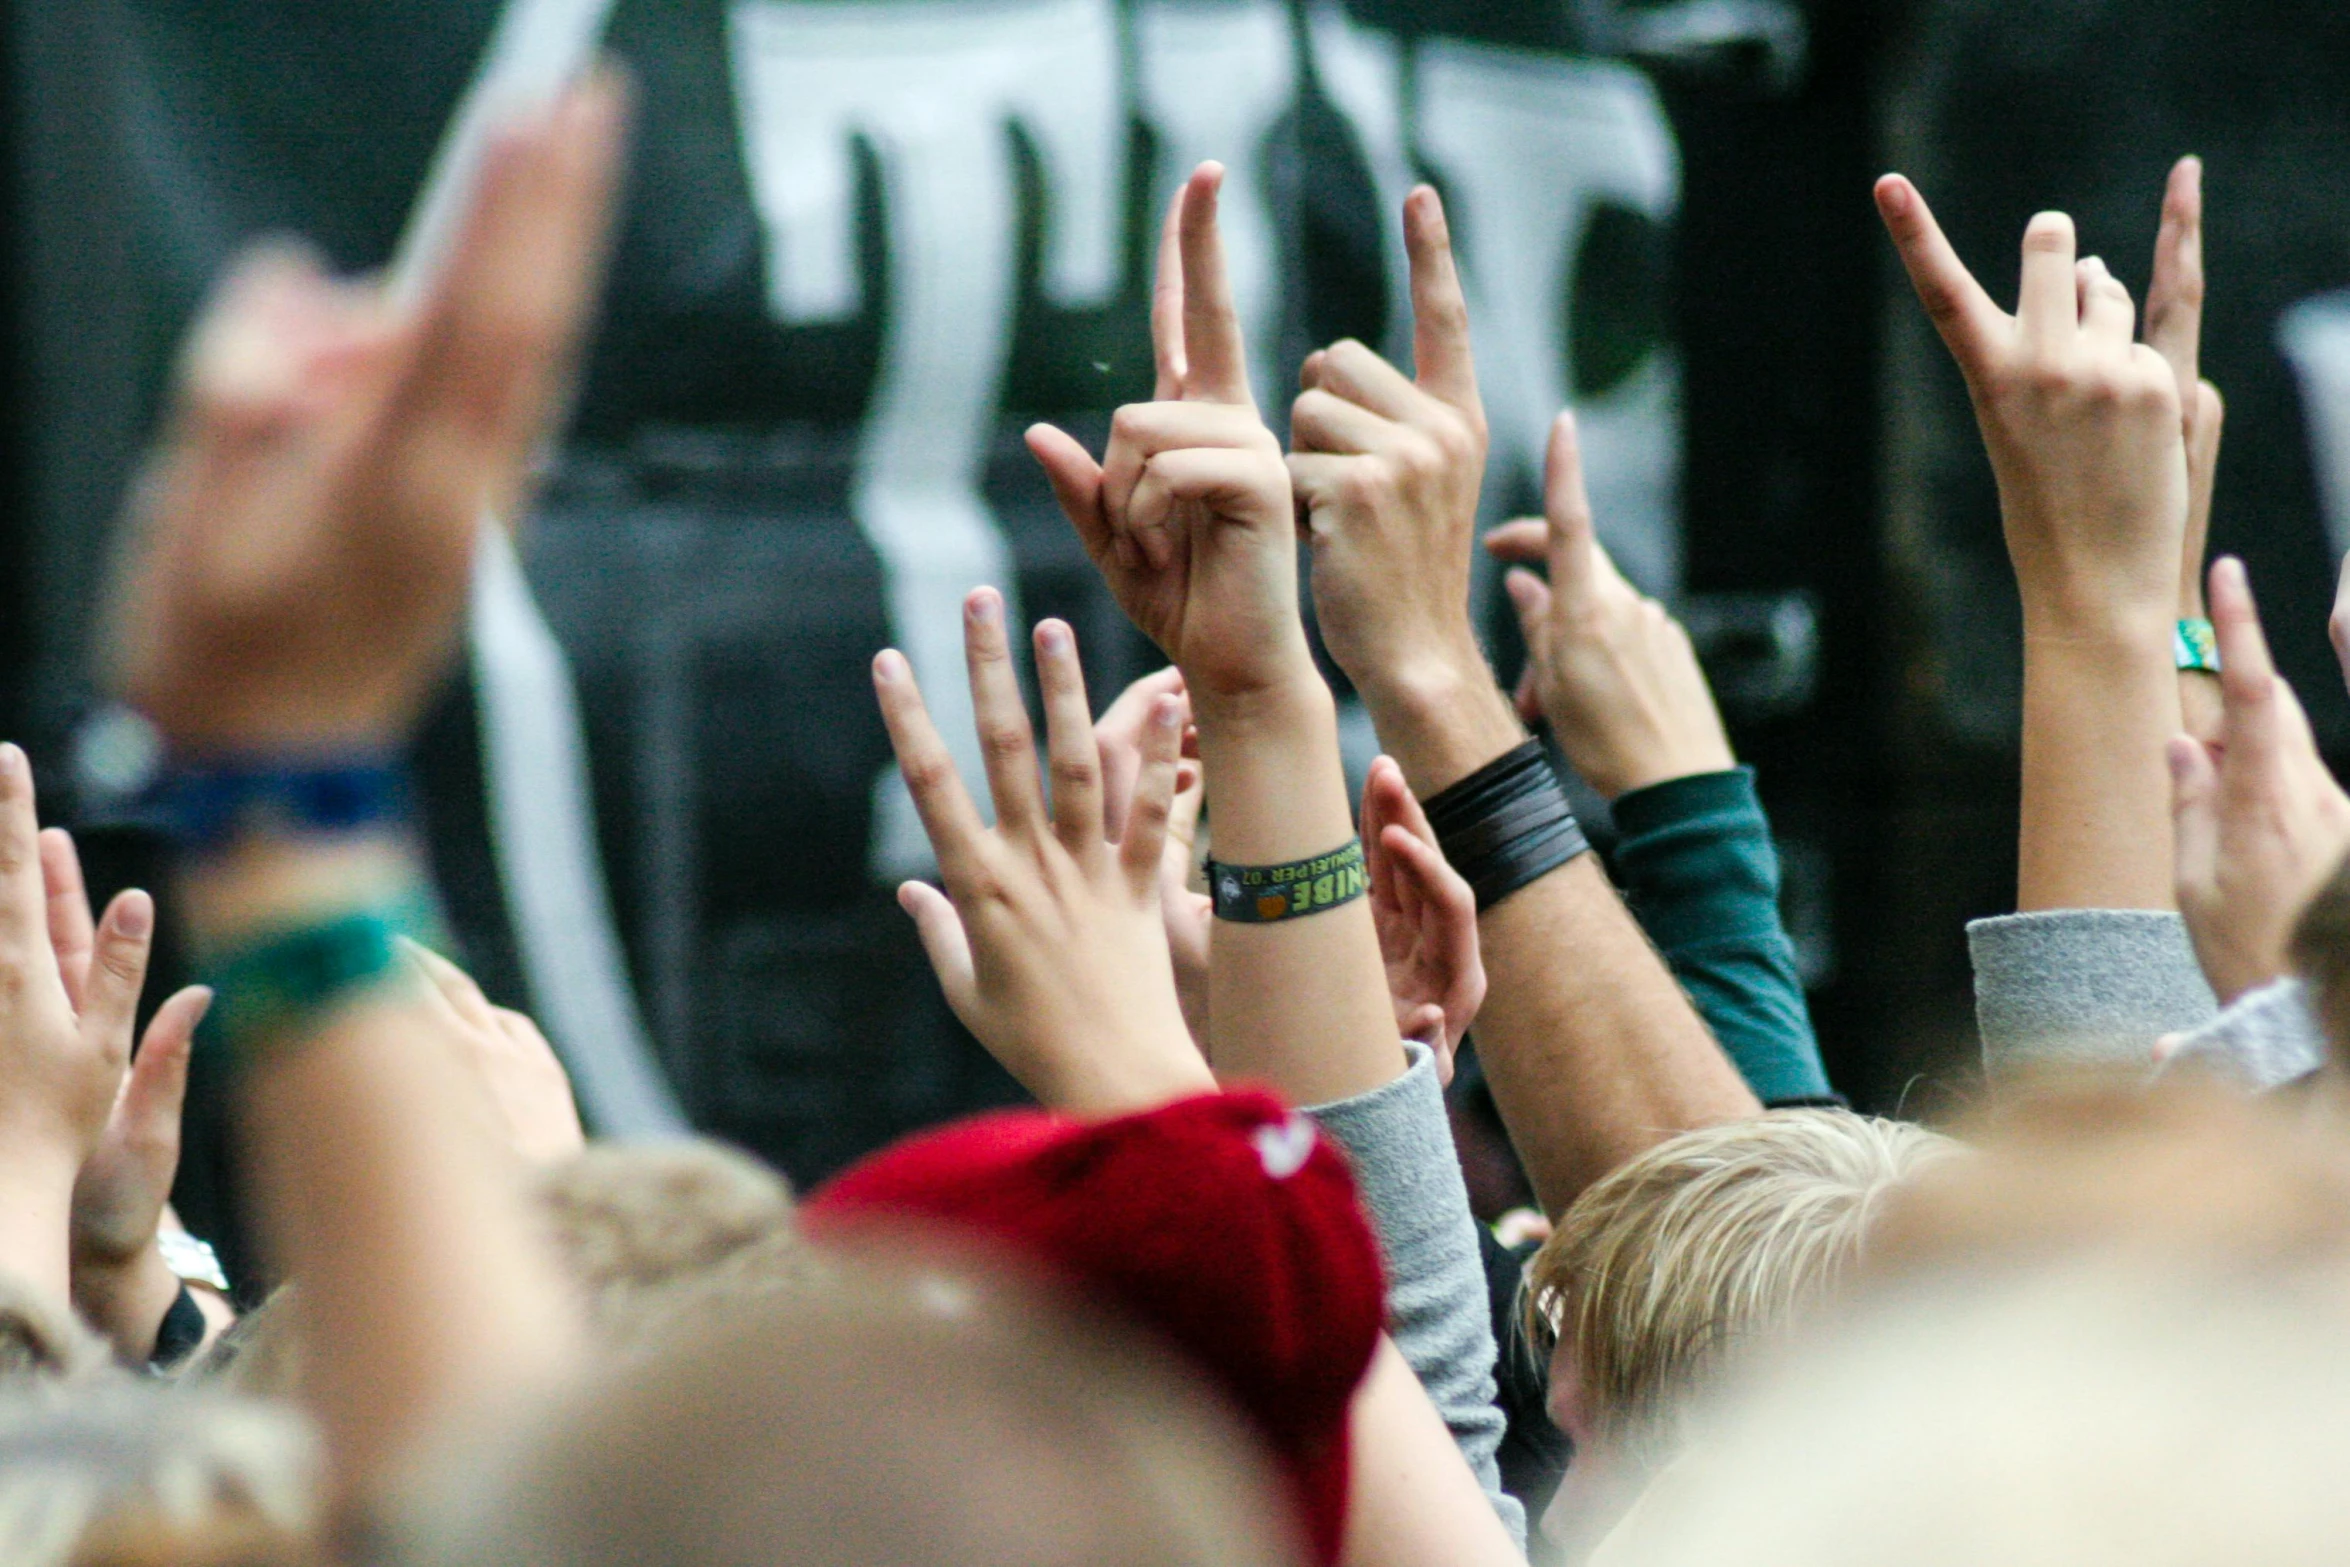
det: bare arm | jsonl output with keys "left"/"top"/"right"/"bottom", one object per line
{"left": 1877, "top": 175, "right": 2188, "bottom": 912}
{"left": 1030, "top": 166, "right": 1401, "bottom": 1108}
{"left": 1289, "top": 188, "right": 1753, "bottom": 1213}
{"left": 100, "top": 78, "right": 623, "bottom": 1496}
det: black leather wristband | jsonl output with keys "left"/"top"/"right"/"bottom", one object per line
{"left": 1421, "top": 741, "right": 1589, "bottom": 911}
{"left": 148, "top": 1282, "right": 207, "bottom": 1373}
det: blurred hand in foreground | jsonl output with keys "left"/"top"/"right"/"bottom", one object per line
{"left": 103, "top": 76, "right": 627, "bottom": 753}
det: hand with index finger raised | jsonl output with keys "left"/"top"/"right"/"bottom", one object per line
{"left": 1025, "top": 164, "right": 1309, "bottom": 714}
{"left": 1288, "top": 185, "right": 1495, "bottom": 728}
{"left": 1876, "top": 173, "right": 2186, "bottom": 639}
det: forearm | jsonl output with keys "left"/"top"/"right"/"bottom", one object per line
{"left": 1363, "top": 663, "right": 1757, "bottom": 1211}
{"left": 187, "top": 834, "right": 582, "bottom": 1496}
{"left": 1343, "top": 1339, "right": 1528, "bottom": 1567}
{"left": 2018, "top": 621, "right": 2181, "bottom": 910}
{"left": 1200, "top": 673, "right": 1405, "bottom": 1105}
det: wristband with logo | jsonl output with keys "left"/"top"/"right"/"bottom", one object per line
{"left": 1208, "top": 839, "right": 1369, "bottom": 924}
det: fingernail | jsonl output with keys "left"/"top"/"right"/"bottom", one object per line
{"left": 1037, "top": 621, "right": 1071, "bottom": 655}
{"left": 188, "top": 987, "right": 215, "bottom": 1023}
{"left": 0, "top": 743, "right": 23, "bottom": 779}
{"left": 873, "top": 650, "right": 903, "bottom": 683}
{"left": 967, "top": 589, "right": 999, "bottom": 624}
{"left": 116, "top": 890, "right": 152, "bottom": 938}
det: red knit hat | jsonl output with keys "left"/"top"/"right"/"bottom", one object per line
{"left": 805, "top": 1090, "right": 1385, "bottom": 1566}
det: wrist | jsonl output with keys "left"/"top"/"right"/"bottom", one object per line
{"left": 1357, "top": 658, "right": 1525, "bottom": 797}
{"left": 179, "top": 830, "right": 427, "bottom": 950}
{"left": 1189, "top": 662, "right": 1336, "bottom": 738}
{"left": 2019, "top": 587, "right": 2176, "bottom": 653}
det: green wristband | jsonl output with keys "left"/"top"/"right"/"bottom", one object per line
{"left": 195, "top": 894, "right": 443, "bottom": 1073}
{"left": 2176, "top": 618, "right": 2220, "bottom": 674}
{"left": 1207, "top": 839, "right": 1369, "bottom": 924}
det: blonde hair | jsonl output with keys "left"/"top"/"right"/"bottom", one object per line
{"left": 0, "top": 1385, "right": 318, "bottom": 1567}
{"left": 1523, "top": 1109, "right": 1953, "bottom": 1458}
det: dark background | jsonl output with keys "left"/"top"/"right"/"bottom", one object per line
{"left": 1, "top": 0, "right": 2346, "bottom": 1260}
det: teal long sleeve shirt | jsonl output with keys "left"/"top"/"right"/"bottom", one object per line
{"left": 1607, "top": 768, "right": 1832, "bottom": 1103}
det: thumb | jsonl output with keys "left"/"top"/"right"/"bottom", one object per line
{"left": 1504, "top": 566, "right": 1554, "bottom": 640}
{"left": 899, "top": 881, "right": 979, "bottom": 1021}
{"left": 2166, "top": 733, "right": 2221, "bottom": 897}
{"left": 121, "top": 986, "right": 208, "bottom": 1157}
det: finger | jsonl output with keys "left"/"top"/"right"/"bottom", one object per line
{"left": 1096, "top": 667, "right": 1187, "bottom": 843}
{"left": 1542, "top": 412, "right": 1598, "bottom": 601}
{"left": 1290, "top": 386, "right": 1401, "bottom": 456}
{"left": 40, "top": 828, "right": 94, "bottom": 1011}
{"left": 1130, "top": 446, "right": 1283, "bottom": 527}
{"left": 2076, "top": 257, "right": 2137, "bottom": 352}
{"left": 2209, "top": 557, "right": 2279, "bottom": 764}
{"left": 1873, "top": 175, "right": 2007, "bottom": 369}
{"left": 1309, "top": 339, "right": 1425, "bottom": 424}
{"left": 2146, "top": 155, "right": 2205, "bottom": 399}
{"left": 1027, "top": 423, "right": 1114, "bottom": 569}
{"left": 392, "top": 73, "right": 628, "bottom": 529}
{"left": 1118, "top": 695, "right": 1186, "bottom": 890}
{"left": 2165, "top": 734, "right": 2220, "bottom": 891}
{"left": 80, "top": 889, "right": 155, "bottom": 1072}
{"left": 2014, "top": 210, "right": 2080, "bottom": 357}
{"left": 1176, "top": 163, "right": 1253, "bottom": 406}
{"left": 1482, "top": 519, "right": 1550, "bottom": 564}
{"left": 1361, "top": 759, "right": 1404, "bottom": 919}
{"left": 1403, "top": 185, "right": 1482, "bottom": 415}
{"left": 122, "top": 986, "right": 208, "bottom": 1152}
{"left": 964, "top": 588, "right": 1047, "bottom": 838}
{"left": 0, "top": 746, "right": 50, "bottom": 956}
{"left": 898, "top": 881, "right": 979, "bottom": 1021}
{"left": 398, "top": 937, "right": 503, "bottom": 1033}
{"left": 1504, "top": 568, "right": 1555, "bottom": 652}
{"left": 1299, "top": 349, "right": 1328, "bottom": 394}
{"left": 873, "top": 649, "right": 991, "bottom": 885}
{"left": 1513, "top": 663, "right": 1543, "bottom": 726}
{"left": 1151, "top": 182, "right": 1189, "bottom": 401}
{"left": 1034, "top": 620, "right": 1106, "bottom": 853}
{"left": 1380, "top": 823, "right": 1431, "bottom": 929}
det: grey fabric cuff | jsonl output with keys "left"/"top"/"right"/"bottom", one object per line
{"left": 2156, "top": 975, "right": 2327, "bottom": 1091}
{"left": 1309, "top": 1042, "right": 1526, "bottom": 1548}
{"left": 1968, "top": 910, "right": 2218, "bottom": 1079}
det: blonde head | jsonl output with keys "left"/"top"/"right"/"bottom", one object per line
{"left": 1524, "top": 1109, "right": 1954, "bottom": 1459}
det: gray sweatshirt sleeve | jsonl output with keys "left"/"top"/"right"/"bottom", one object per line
{"left": 2156, "top": 975, "right": 2327, "bottom": 1090}
{"left": 1308, "top": 1042, "right": 1526, "bottom": 1548}
{"left": 1968, "top": 910, "right": 2217, "bottom": 1079}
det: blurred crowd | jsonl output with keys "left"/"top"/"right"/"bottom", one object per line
{"left": 5, "top": 64, "right": 2350, "bottom": 1567}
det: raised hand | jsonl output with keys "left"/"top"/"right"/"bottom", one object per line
{"left": 0, "top": 752, "right": 159, "bottom": 1307}
{"left": 43, "top": 826, "right": 217, "bottom": 1355}
{"left": 1487, "top": 414, "right": 1734, "bottom": 801}
{"left": 1026, "top": 165, "right": 1308, "bottom": 711}
{"left": 1876, "top": 174, "right": 2187, "bottom": 637}
{"left": 1288, "top": 187, "right": 1493, "bottom": 727}
{"left": 103, "top": 76, "right": 626, "bottom": 753}
{"left": 876, "top": 589, "right": 1212, "bottom": 1115}
{"left": 2167, "top": 559, "right": 2350, "bottom": 1002}
{"left": 1361, "top": 758, "right": 1485, "bottom": 1086}
{"left": 2145, "top": 155, "right": 2226, "bottom": 626}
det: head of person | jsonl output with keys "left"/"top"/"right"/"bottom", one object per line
{"left": 1522, "top": 1109, "right": 1954, "bottom": 1549}
{"left": 799, "top": 1089, "right": 1386, "bottom": 1567}
{"left": 200, "top": 1138, "right": 821, "bottom": 1398}
{"left": 1592, "top": 1083, "right": 2350, "bottom": 1566}
{"left": 0, "top": 1385, "right": 319, "bottom": 1567}
{"left": 399, "top": 1242, "right": 1308, "bottom": 1567}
